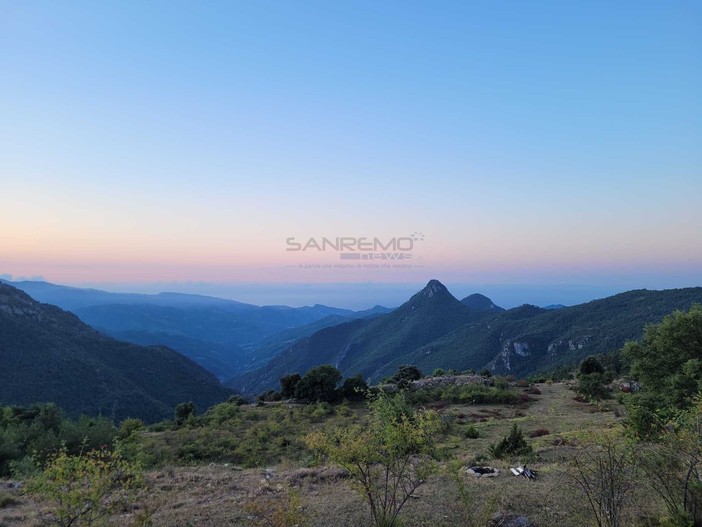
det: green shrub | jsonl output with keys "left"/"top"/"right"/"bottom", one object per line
{"left": 493, "top": 377, "right": 508, "bottom": 390}
{"left": 8, "top": 456, "right": 39, "bottom": 478}
{"left": 488, "top": 424, "right": 533, "bottom": 459}
{"left": 306, "top": 392, "right": 442, "bottom": 527}
{"left": 280, "top": 373, "right": 302, "bottom": 399}
{"left": 26, "top": 446, "right": 143, "bottom": 527}
{"left": 464, "top": 425, "right": 479, "bottom": 439}
{"left": 341, "top": 374, "right": 368, "bottom": 400}
{"left": 174, "top": 401, "right": 197, "bottom": 426}
{"left": 118, "top": 418, "right": 144, "bottom": 440}
{"left": 579, "top": 355, "right": 605, "bottom": 376}
{"left": 389, "top": 365, "right": 423, "bottom": 389}
{"left": 307, "top": 402, "right": 332, "bottom": 420}
{"left": 295, "top": 365, "right": 342, "bottom": 403}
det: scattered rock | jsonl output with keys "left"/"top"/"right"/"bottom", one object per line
{"left": 466, "top": 466, "right": 500, "bottom": 478}
{"left": 379, "top": 374, "right": 489, "bottom": 393}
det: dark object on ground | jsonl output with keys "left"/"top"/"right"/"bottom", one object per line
{"left": 509, "top": 465, "right": 537, "bottom": 480}
{"left": 490, "top": 512, "right": 535, "bottom": 526}
{"left": 466, "top": 466, "right": 500, "bottom": 477}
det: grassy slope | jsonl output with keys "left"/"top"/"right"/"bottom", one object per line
{"left": 1, "top": 383, "right": 635, "bottom": 526}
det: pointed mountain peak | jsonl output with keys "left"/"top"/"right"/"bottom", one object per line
{"left": 398, "top": 279, "right": 462, "bottom": 313}
{"left": 460, "top": 293, "right": 504, "bottom": 312}
{"left": 422, "top": 279, "right": 450, "bottom": 298}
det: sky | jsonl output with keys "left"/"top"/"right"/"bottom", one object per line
{"left": 1, "top": 1, "right": 701, "bottom": 308}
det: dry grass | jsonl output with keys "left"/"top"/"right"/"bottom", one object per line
{"left": 2, "top": 383, "right": 652, "bottom": 527}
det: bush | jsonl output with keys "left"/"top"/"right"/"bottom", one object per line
{"left": 390, "top": 365, "right": 423, "bottom": 389}
{"left": 306, "top": 393, "right": 442, "bottom": 527}
{"left": 227, "top": 394, "right": 248, "bottom": 406}
{"left": 488, "top": 424, "right": 533, "bottom": 459}
{"left": 464, "top": 425, "right": 480, "bottom": 439}
{"left": 117, "top": 418, "right": 144, "bottom": 440}
{"left": 341, "top": 374, "right": 368, "bottom": 400}
{"left": 174, "top": 401, "right": 197, "bottom": 426}
{"left": 295, "top": 365, "right": 342, "bottom": 403}
{"left": 572, "top": 435, "right": 635, "bottom": 527}
{"left": 310, "top": 402, "right": 332, "bottom": 419}
{"left": 280, "top": 373, "right": 302, "bottom": 399}
{"left": 493, "top": 377, "right": 509, "bottom": 390}
{"left": 624, "top": 392, "right": 666, "bottom": 439}
{"left": 0, "top": 404, "right": 119, "bottom": 477}
{"left": 624, "top": 305, "right": 702, "bottom": 412}
{"left": 576, "top": 372, "right": 610, "bottom": 401}
{"left": 26, "top": 446, "right": 143, "bottom": 527}
{"left": 579, "top": 355, "right": 605, "bottom": 376}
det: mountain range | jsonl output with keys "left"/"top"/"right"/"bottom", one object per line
{"left": 230, "top": 280, "right": 702, "bottom": 394}
{"left": 0, "top": 283, "right": 231, "bottom": 422}
{"left": 4, "top": 278, "right": 702, "bottom": 402}
{"left": 2, "top": 280, "right": 390, "bottom": 380}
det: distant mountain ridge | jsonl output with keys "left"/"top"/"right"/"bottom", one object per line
{"left": 0, "top": 283, "right": 231, "bottom": 421}
{"left": 0, "top": 280, "right": 252, "bottom": 311}
{"left": 403, "top": 288, "right": 702, "bottom": 376}
{"left": 460, "top": 293, "right": 504, "bottom": 312}
{"left": 230, "top": 281, "right": 702, "bottom": 394}
{"left": 230, "top": 280, "right": 500, "bottom": 393}
{"left": 2, "top": 280, "right": 390, "bottom": 380}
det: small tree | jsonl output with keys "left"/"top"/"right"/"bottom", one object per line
{"left": 580, "top": 355, "right": 605, "bottom": 375}
{"left": 488, "top": 424, "right": 532, "bottom": 460}
{"left": 576, "top": 356, "right": 611, "bottom": 401}
{"left": 341, "top": 374, "right": 368, "bottom": 400}
{"left": 571, "top": 434, "right": 635, "bottom": 527}
{"left": 637, "top": 399, "right": 702, "bottom": 526}
{"left": 117, "top": 418, "right": 144, "bottom": 440}
{"left": 280, "top": 373, "right": 302, "bottom": 399}
{"left": 624, "top": 305, "right": 702, "bottom": 410}
{"left": 26, "top": 446, "right": 143, "bottom": 527}
{"left": 306, "top": 392, "right": 442, "bottom": 527}
{"left": 174, "top": 401, "right": 197, "bottom": 426}
{"left": 295, "top": 365, "right": 341, "bottom": 403}
{"left": 390, "top": 365, "right": 422, "bottom": 389}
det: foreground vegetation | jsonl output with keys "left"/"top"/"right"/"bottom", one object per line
{"left": 1, "top": 305, "right": 701, "bottom": 526}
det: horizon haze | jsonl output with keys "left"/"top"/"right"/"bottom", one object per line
{"left": 1, "top": 2, "right": 700, "bottom": 305}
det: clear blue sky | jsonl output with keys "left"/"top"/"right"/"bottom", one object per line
{"left": 1, "top": 1, "right": 700, "bottom": 307}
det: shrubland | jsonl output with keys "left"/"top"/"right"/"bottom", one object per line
{"left": 2, "top": 305, "right": 702, "bottom": 526}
